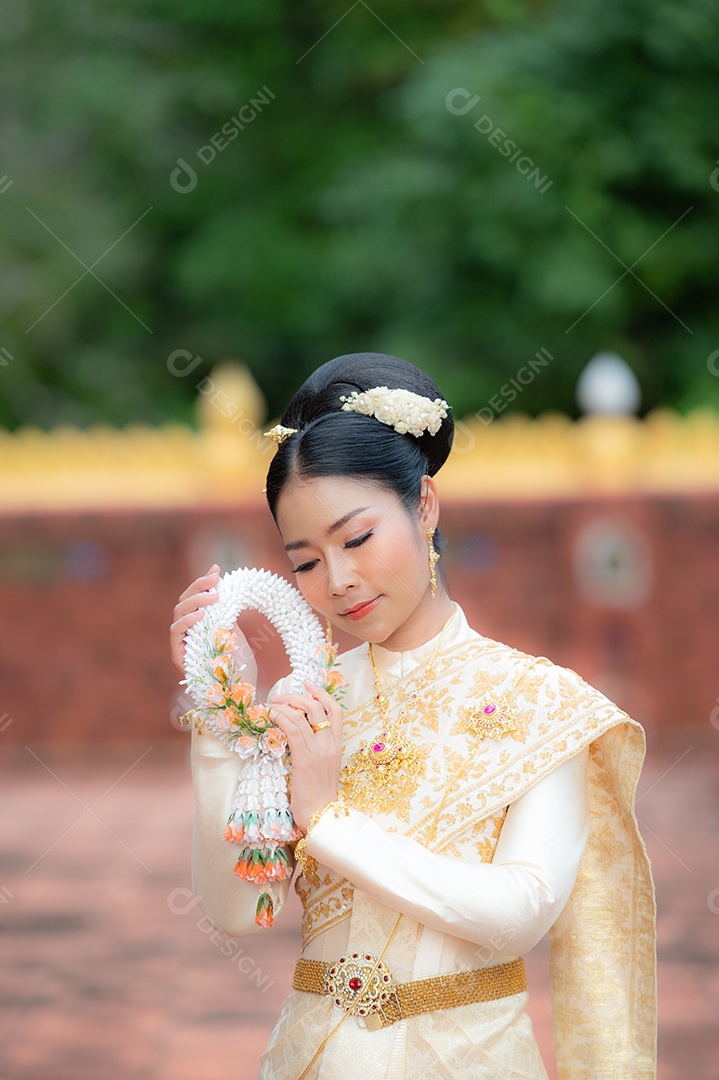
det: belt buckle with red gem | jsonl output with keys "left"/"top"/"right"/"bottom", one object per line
{"left": 324, "top": 951, "right": 399, "bottom": 1028}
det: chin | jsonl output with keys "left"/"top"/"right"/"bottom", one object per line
{"left": 367, "top": 617, "right": 402, "bottom": 646}
{"left": 344, "top": 618, "right": 389, "bottom": 646}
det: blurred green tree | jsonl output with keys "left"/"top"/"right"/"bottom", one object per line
{"left": 1, "top": 0, "right": 717, "bottom": 429}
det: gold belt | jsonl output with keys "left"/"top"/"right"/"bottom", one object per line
{"left": 293, "top": 953, "right": 526, "bottom": 1030}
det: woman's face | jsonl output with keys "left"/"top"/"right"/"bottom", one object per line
{"left": 275, "top": 474, "right": 438, "bottom": 645}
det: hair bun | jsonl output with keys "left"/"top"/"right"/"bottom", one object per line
{"left": 281, "top": 352, "right": 454, "bottom": 476}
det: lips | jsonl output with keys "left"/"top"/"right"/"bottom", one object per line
{"left": 341, "top": 596, "right": 381, "bottom": 618}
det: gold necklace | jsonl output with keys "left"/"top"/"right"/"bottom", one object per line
{"left": 338, "top": 606, "right": 456, "bottom": 818}
{"left": 368, "top": 603, "right": 456, "bottom": 726}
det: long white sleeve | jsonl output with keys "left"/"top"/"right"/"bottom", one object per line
{"left": 190, "top": 672, "right": 294, "bottom": 937}
{"left": 304, "top": 746, "right": 590, "bottom": 959}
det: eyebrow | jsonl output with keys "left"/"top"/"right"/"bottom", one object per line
{"left": 284, "top": 506, "right": 372, "bottom": 552}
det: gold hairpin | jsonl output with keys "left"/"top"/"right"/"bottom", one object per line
{"left": 263, "top": 424, "right": 298, "bottom": 445}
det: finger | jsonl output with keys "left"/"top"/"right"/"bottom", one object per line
{"left": 170, "top": 619, "right": 199, "bottom": 667}
{"left": 300, "top": 682, "right": 336, "bottom": 725}
{"left": 269, "top": 691, "right": 327, "bottom": 729}
{"left": 169, "top": 609, "right": 211, "bottom": 653}
{"left": 171, "top": 566, "right": 219, "bottom": 672}
{"left": 172, "top": 598, "right": 215, "bottom": 626}
{"left": 269, "top": 691, "right": 317, "bottom": 710}
{"left": 304, "top": 679, "right": 337, "bottom": 708}
{"left": 272, "top": 692, "right": 337, "bottom": 747}
{"left": 176, "top": 573, "right": 218, "bottom": 606}
{"left": 173, "top": 591, "right": 219, "bottom": 622}
{"left": 176, "top": 566, "right": 220, "bottom": 604}
{"left": 266, "top": 703, "right": 315, "bottom": 755}
{"left": 302, "top": 678, "right": 341, "bottom": 721}
{"left": 170, "top": 602, "right": 218, "bottom": 670}
{"left": 304, "top": 680, "right": 342, "bottom": 734}
{"left": 267, "top": 699, "right": 312, "bottom": 724}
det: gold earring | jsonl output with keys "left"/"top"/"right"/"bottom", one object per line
{"left": 427, "top": 527, "right": 440, "bottom": 598}
{"left": 325, "top": 618, "right": 333, "bottom": 644}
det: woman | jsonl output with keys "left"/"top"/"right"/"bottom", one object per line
{"left": 170, "top": 353, "right": 657, "bottom": 1080}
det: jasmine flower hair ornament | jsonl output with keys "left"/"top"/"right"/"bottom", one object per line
{"left": 338, "top": 386, "right": 450, "bottom": 437}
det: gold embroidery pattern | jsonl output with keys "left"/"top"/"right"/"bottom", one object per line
{"left": 294, "top": 870, "right": 354, "bottom": 948}
{"left": 409, "top": 682, "right": 455, "bottom": 735}
{"left": 340, "top": 644, "right": 476, "bottom": 741}
{"left": 434, "top": 809, "right": 507, "bottom": 863}
{"left": 473, "top": 809, "right": 508, "bottom": 862}
{"left": 408, "top": 655, "right": 586, "bottom": 850}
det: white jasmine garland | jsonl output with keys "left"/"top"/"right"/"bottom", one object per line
{"left": 339, "top": 386, "right": 449, "bottom": 437}
{"left": 180, "top": 566, "right": 347, "bottom": 928}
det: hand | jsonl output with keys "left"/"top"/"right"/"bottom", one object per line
{"left": 170, "top": 564, "right": 258, "bottom": 685}
{"left": 267, "top": 680, "right": 343, "bottom": 833}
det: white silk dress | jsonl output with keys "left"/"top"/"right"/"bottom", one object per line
{"left": 190, "top": 602, "right": 656, "bottom": 1080}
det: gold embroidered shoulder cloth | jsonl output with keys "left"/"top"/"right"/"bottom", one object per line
{"left": 315, "top": 627, "right": 658, "bottom": 1079}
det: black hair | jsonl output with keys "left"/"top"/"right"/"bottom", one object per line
{"left": 265, "top": 353, "right": 453, "bottom": 587}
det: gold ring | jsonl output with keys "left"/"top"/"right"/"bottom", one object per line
{"left": 311, "top": 720, "right": 331, "bottom": 733}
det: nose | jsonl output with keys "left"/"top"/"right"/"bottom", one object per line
{"left": 326, "top": 551, "right": 359, "bottom": 597}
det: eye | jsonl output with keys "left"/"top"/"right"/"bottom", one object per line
{"left": 345, "top": 530, "right": 373, "bottom": 549}
{"left": 291, "top": 531, "right": 373, "bottom": 574}
{"left": 292, "top": 559, "right": 318, "bottom": 574}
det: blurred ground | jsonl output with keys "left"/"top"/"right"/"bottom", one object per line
{"left": 1, "top": 727, "right": 716, "bottom": 1080}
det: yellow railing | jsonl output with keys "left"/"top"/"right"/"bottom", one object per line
{"left": 1, "top": 363, "right": 718, "bottom": 511}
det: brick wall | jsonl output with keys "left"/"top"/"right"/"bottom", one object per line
{"left": 1, "top": 493, "right": 716, "bottom": 745}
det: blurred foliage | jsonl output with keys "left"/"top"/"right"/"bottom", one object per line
{"left": 1, "top": 0, "right": 718, "bottom": 429}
